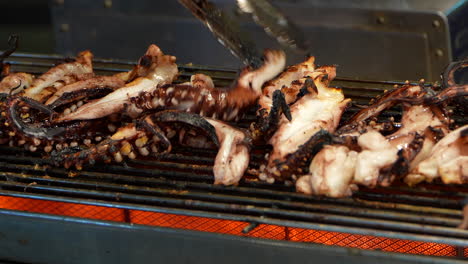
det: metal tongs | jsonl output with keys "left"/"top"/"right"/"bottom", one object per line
{"left": 178, "top": 0, "right": 309, "bottom": 68}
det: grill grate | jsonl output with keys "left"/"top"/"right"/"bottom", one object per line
{"left": 0, "top": 52, "right": 467, "bottom": 251}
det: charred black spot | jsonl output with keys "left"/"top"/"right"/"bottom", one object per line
{"left": 109, "top": 144, "right": 118, "bottom": 153}
{"left": 427, "top": 126, "right": 446, "bottom": 141}
{"left": 296, "top": 77, "right": 315, "bottom": 100}
{"left": 392, "top": 149, "right": 409, "bottom": 178}
{"left": 461, "top": 127, "right": 468, "bottom": 137}
{"left": 139, "top": 55, "right": 153, "bottom": 67}
{"left": 275, "top": 130, "right": 333, "bottom": 180}
{"left": 49, "top": 87, "right": 114, "bottom": 109}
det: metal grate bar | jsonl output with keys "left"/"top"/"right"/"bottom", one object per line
{"left": 3, "top": 51, "right": 424, "bottom": 85}
{"left": 0, "top": 187, "right": 467, "bottom": 248}
{"left": 0, "top": 52, "right": 466, "bottom": 250}
{"left": 0, "top": 165, "right": 461, "bottom": 225}
{"left": 0, "top": 149, "right": 467, "bottom": 243}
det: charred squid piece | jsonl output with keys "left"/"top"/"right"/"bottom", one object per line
{"left": 52, "top": 123, "right": 147, "bottom": 170}
{"left": 146, "top": 110, "right": 251, "bottom": 185}
{"left": 296, "top": 144, "right": 358, "bottom": 198}
{"left": 39, "top": 73, "right": 97, "bottom": 103}
{"left": 406, "top": 125, "right": 468, "bottom": 185}
{"left": 3, "top": 96, "right": 114, "bottom": 155}
{"left": 338, "top": 84, "right": 424, "bottom": 133}
{"left": 0, "top": 34, "right": 19, "bottom": 80}
{"left": 47, "top": 87, "right": 115, "bottom": 111}
{"left": 127, "top": 49, "right": 285, "bottom": 122}
{"left": 380, "top": 126, "right": 447, "bottom": 187}
{"left": 423, "top": 84, "right": 468, "bottom": 105}
{"left": 6, "top": 96, "right": 65, "bottom": 140}
{"left": 3, "top": 96, "right": 66, "bottom": 152}
{"left": 5, "top": 96, "right": 100, "bottom": 143}
{"left": 261, "top": 129, "right": 333, "bottom": 183}
{"left": 54, "top": 110, "right": 221, "bottom": 171}
{"left": 114, "top": 46, "right": 177, "bottom": 83}
{"left": 291, "top": 77, "right": 314, "bottom": 103}
{"left": 296, "top": 79, "right": 457, "bottom": 197}
{"left": 23, "top": 50, "right": 94, "bottom": 102}
{"left": 261, "top": 66, "right": 350, "bottom": 182}
{"left": 254, "top": 64, "right": 334, "bottom": 142}
{"left": 45, "top": 76, "right": 125, "bottom": 107}
{"left": 146, "top": 110, "right": 219, "bottom": 147}
{"left": 0, "top": 73, "right": 34, "bottom": 95}
{"left": 352, "top": 101, "right": 450, "bottom": 188}
{"left": 205, "top": 118, "right": 251, "bottom": 186}
{"left": 137, "top": 117, "right": 172, "bottom": 155}
{"left": 257, "top": 56, "right": 315, "bottom": 119}
{"left": 56, "top": 44, "right": 179, "bottom": 122}
{"left": 251, "top": 89, "right": 291, "bottom": 141}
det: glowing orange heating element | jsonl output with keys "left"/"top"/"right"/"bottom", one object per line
{"left": 0, "top": 196, "right": 465, "bottom": 258}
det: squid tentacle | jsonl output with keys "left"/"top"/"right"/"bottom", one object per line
{"left": 51, "top": 110, "right": 221, "bottom": 170}
{"left": 7, "top": 96, "right": 66, "bottom": 140}
{"left": 442, "top": 57, "right": 468, "bottom": 88}
{"left": 146, "top": 110, "right": 219, "bottom": 147}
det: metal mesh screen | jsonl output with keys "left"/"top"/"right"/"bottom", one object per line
{"left": 0, "top": 196, "right": 465, "bottom": 258}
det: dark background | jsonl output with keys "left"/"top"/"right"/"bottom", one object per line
{"left": 0, "top": 0, "right": 54, "bottom": 54}
{"left": 0, "top": 0, "right": 466, "bottom": 82}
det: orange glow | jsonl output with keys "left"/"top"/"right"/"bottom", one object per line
{"left": 0, "top": 196, "right": 465, "bottom": 257}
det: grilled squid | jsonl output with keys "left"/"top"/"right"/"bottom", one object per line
{"left": 23, "top": 50, "right": 94, "bottom": 102}
{"left": 45, "top": 76, "right": 125, "bottom": 107}
{"left": 296, "top": 145, "right": 358, "bottom": 197}
{"left": 51, "top": 110, "right": 250, "bottom": 185}
{"left": 260, "top": 65, "right": 350, "bottom": 182}
{"left": 56, "top": 44, "right": 178, "bottom": 121}
{"left": 205, "top": 118, "right": 251, "bottom": 185}
{"left": 252, "top": 56, "right": 316, "bottom": 140}
{"left": 296, "top": 82, "right": 458, "bottom": 197}
{"left": 406, "top": 124, "right": 467, "bottom": 185}
{"left": 57, "top": 49, "right": 285, "bottom": 123}
{"left": 0, "top": 73, "right": 34, "bottom": 95}
{"left": 258, "top": 56, "right": 315, "bottom": 113}
{"left": 128, "top": 49, "right": 286, "bottom": 121}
